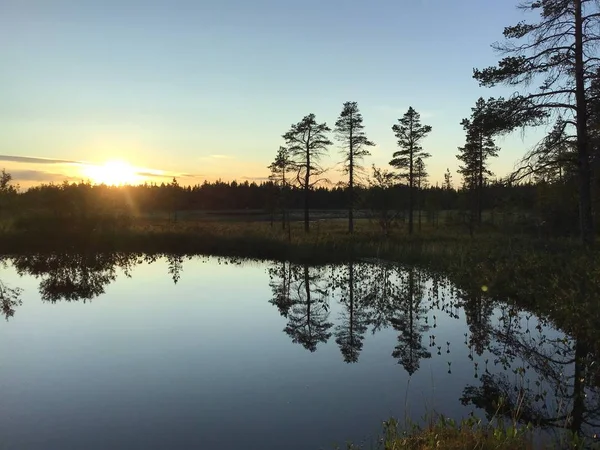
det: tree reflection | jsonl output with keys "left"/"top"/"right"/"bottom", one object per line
{"left": 268, "top": 261, "right": 297, "bottom": 318}
{"left": 166, "top": 254, "right": 184, "bottom": 284}
{"left": 334, "top": 261, "right": 370, "bottom": 363}
{"left": 0, "top": 278, "right": 22, "bottom": 320}
{"left": 460, "top": 305, "right": 600, "bottom": 440}
{"left": 11, "top": 253, "right": 142, "bottom": 302}
{"left": 390, "top": 267, "right": 431, "bottom": 376}
{"left": 282, "top": 264, "right": 333, "bottom": 352}
{"left": 459, "top": 288, "right": 494, "bottom": 357}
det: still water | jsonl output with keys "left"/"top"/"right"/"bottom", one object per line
{"left": 0, "top": 254, "right": 597, "bottom": 449}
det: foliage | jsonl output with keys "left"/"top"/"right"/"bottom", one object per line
{"left": 390, "top": 107, "right": 432, "bottom": 235}
{"left": 335, "top": 101, "right": 375, "bottom": 233}
{"left": 473, "top": 0, "right": 600, "bottom": 245}
{"left": 443, "top": 168, "right": 453, "bottom": 190}
{"left": 283, "top": 113, "right": 333, "bottom": 232}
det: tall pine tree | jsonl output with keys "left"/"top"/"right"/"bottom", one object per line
{"left": 473, "top": 0, "right": 600, "bottom": 246}
{"left": 334, "top": 102, "right": 375, "bottom": 233}
{"left": 390, "top": 107, "right": 432, "bottom": 234}
{"left": 268, "top": 146, "right": 294, "bottom": 230}
{"left": 283, "top": 114, "right": 332, "bottom": 232}
{"left": 456, "top": 98, "right": 499, "bottom": 230}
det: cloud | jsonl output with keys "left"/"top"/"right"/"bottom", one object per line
{"left": 0, "top": 155, "right": 83, "bottom": 165}
{"left": 135, "top": 171, "right": 202, "bottom": 179}
{"left": 10, "top": 169, "right": 75, "bottom": 182}
{"left": 1, "top": 154, "right": 204, "bottom": 184}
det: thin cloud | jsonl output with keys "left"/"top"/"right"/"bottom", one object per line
{"left": 0, "top": 155, "right": 83, "bottom": 165}
{"left": 2, "top": 154, "right": 203, "bottom": 183}
{"left": 135, "top": 171, "right": 202, "bottom": 179}
{"left": 10, "top": 170, "right": 75, "bottom": 182}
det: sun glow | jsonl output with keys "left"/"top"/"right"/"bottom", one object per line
{"left": 82, "top": 160, "right": 142, "bottom": 186}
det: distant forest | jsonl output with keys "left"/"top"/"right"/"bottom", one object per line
{"left": 0, "top": 169, "right": 584, "bottom": 238}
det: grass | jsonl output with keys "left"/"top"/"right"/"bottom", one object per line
{"left": 345, "top": 416, "right": 535, "bottom": 450}
{"left": 342, "top": 415, "right": 600, "bottom": 450}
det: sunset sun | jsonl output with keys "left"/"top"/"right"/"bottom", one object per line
{"left": 83, "top": 160, "right": 141, "bottom": 186}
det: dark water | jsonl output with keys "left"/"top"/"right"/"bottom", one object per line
{"left": 0, "top": 254, "right": 598, "bottom": 449}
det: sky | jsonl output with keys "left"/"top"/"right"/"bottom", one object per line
{"left": 0, "top": 0, "right": 551, "bottom": 189}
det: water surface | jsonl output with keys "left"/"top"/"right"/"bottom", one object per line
{"left": 1, "top": 254, "right": 598, "bottom": 449}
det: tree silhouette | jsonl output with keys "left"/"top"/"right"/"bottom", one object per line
{"left": 473, "top": 0, "right": 600, "bottom": 246}
{"left": 334, "top": 261, "right": 370, "bottom": 363}
{"left": 456, "top": 98, "right": 499, "bottom": 229}
{"left": 334, "top": 102, "right": 375, "bottom": 233}
{"left": 284, "top": 264, "right": 333, "bottom": 352}
{"left": 443, "top": 168, "right": 453, "bottom": 190}
{"left": 367, "top": 165, "right": 400, "bottom": 236}
{"left": 282, "top": 114, "right": 332, "bottom": 232}
{"left": 390, "top": 107, "right": 432, "bottom": 235}
{"left": 268, "top": 146, "right": 294, "bottom": 230}
{"left": 0, "top": 169, "right": 18, "bottom": 223}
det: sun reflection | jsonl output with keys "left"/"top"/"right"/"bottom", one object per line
{"left": 82, "top": 160, "right": 141, "bottom": 186}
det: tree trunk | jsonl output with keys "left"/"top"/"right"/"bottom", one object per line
{"left": 575, "top": 0, "right": 594, "bottom": 247}
{"left": 349, "top": 126, "right": 354, "bottom": 234}
{"left": 408, "top": 149, "right": 414, "bottom": 235}
{"left": 417, "top": 186, "right": 422, "bottom": 231}
{"left": 478, "top": 133, "right": 483, "bottom": 226}
{"left": 281, "top": 173, "right": 286, "bottom": 230}
{"left": 304, "top": 138, "right": 311, "bottom": 233}
{"left": 570, "top": 339, "right": 588, "bottom": 434}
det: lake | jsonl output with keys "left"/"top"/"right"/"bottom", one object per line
{"left": 1, "top": 253, "right": 598, "bottom": 449}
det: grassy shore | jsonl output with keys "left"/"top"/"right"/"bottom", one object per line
{"left": 342, "top": 417, "right": 537, "bottom": 450}
{"left": 341, "top": 416, "right": 599, "bottom": 449}
{"left": 4, "top": 216, "right": 598, "bottom": 345}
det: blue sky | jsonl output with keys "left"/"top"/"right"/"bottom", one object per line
{"left": 0, "top": 0, "right": 548, "bottom": 187}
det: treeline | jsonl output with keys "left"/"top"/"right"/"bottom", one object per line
{"left": 0, "top": 173, "right": 579, "bottom": 234}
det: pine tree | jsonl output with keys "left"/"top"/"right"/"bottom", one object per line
{"left": 473, "top": 0, "right": 600, "bottom": 246}
{"left": 456, "top": 98, "right": 499, "bottom": 229}
{"left": 443, "top": 168, "right": 453, "bottom": 190}
{"left": 389, "top": 107, "right": 432, "bottom": 234}
{"left": 283, "top": 114, "right": 332, "bottom": 232}
{"left": 268, "top": 146, "right": 294, "bottom": 229}
{"left": 334, "top": 102, "right": 375, "bottom": 233}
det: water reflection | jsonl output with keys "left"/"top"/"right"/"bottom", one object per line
{"left": 0, "top": 273, "right": 22, "bottom": 320}
{"left": 266, "top": 259, "right": 600, "bottom": 441}
{"left": 11, "top": 253, "right": 141, "bottom": 302}
{"left": 460, "top": 308, "right": 600, "bottom": 438}
{"left": 284, "top": 264, "right": 332, "bottom": 352}
{"left": 334, "top": 262, "right": 369, "bottom": 363}
{"left": 2, "top": 253, "right": 599, "bottom": 443}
